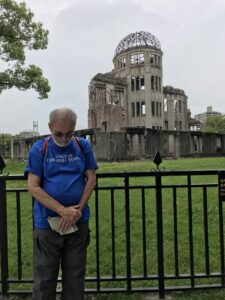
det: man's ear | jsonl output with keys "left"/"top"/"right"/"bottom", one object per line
{"left": 48, "top": 122, "right": 52, "bottom": 132}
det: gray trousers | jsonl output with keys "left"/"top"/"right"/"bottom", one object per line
{"left": 32, "top": 222, "right": 90, "bottom": 300}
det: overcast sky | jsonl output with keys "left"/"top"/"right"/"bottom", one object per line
{"left": 0, "top": 0, "right": 225, "bottom": 135}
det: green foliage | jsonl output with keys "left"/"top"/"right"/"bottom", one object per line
{"left": 0, "top": 133, "right": 11, "bottom": 156}
{"left": 0, "top": 0, "right": 50, "bottom": 99}
{"left": 204, "top": 115, "right": 225, "bottom": 133}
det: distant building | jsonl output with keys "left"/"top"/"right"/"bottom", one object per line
{"left": 88, "top": 31, "right": 189, "bottom": 132}
{"left": 19, "top": 130, "right": 40, "bottom": 139}
{"left": 194, "top": 106, "right": 221, "bottom": 123}
{"left": 188, "top": 118, "right": 203, "bottom": 131}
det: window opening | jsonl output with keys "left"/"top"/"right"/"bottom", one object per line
{"left": 141, "top": 102, "right": 146, "bottom": 115}
{"left": 140, "top": 75, "right": 145, "bottom": 90}
{"left": 131, "top": 76, "right": 135, "bottom": 91}
{"left": 174, "top": 99, "right": 177, "bottom": 111}
{"left": 150, "top": 54, "right": 154, "bottom": 64}
{"left": 155, "top": 76, "right": 158, "bottom": 91}
{"left": 130, "top": 53, "right": 144, "bottom": 64}
{"left": 178, "top": 100, "right": 181, "bottom": 113}
{"left": 123, "top": 57, "right": 126, "bottom": 67}
{"left": 165, "top": 121, "right": 168, "bottom": 130}
{"left": 152, "top": 101, "right": 155, "bottom": 116}
{"left": 136, "top": 102, "right": 140, "bottom": 117}
{"left": 156, "top": 102, "right": 159, "bottom": 116}
{"left": 174, "top": 121, "right": 178, "bottom": 130}
{"left": 159, "top": 77, "right": 161, "bottom": 91}
{"left": 151, "top": 76, "right": 154, "bottom": 91}
{"left": 102, "top": 122, "right": 107, "bottom": 131}
{"left": 158, "top": 56, "right": 161, "bottom": 66}
{"left": 136, "top": 76, "right": 139, "bottom": 91}
{"left": 164, "top": 98, "right": 168, "bottom": 112}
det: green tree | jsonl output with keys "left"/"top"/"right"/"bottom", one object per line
{"left": 0, "top": 133, "right": 11, "bottom": 156}
{"left": 205, "top": 115, "right": 225, "bottom": 133}
{"left": 0, "top": 0, "right": 50, "bottom": 99}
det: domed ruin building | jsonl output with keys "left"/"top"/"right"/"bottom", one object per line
{"left": 88, "top": 31, "right": 189, "bottom": 132}
{"left": 10, "top": 32, "right": 225, "bottom": 160}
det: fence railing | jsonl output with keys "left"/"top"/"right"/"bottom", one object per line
{"left": 1, "top": 170, "right": 225, "bottom": 299}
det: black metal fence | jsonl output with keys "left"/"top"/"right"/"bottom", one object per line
{"left": 1, "top": 170, "right": 225, "bottom": 299}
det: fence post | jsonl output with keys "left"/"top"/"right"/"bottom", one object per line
{"left": 218, "top": 171, "right": 225, "bottom": 286}
{"left": 0, "top": 176, "right": 9, "bottom": 298}
{"left": 155, "top": 172, "right": 165, "bottom": 299}
{"left": 94, "top": 178, "right": 100, "bottom": 291}
{"left": 124, "top": 173, "right": 131, "bottom": 293}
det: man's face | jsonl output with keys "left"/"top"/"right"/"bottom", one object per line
{"left": 49, "top": 120, "right": 75, "bottom": 147}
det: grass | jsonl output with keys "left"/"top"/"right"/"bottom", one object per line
{"left": 3, "top": 155, "right": 225, "bottom": 175}
{"left": 1, "top": 157, "right": 225, "bottom": 299}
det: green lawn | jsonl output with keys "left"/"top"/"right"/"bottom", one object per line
{"left": 2, "top": 157, "right": 225, "bottom": 299}
{"left": 3, "top": 156, "right": 225, "bottom": 174}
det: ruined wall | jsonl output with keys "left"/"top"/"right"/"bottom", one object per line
{"left": 88, "top": 74, "right": 127, "bottom": 131}
{"left": 94, "top": 131, "right": 126, "bottom": 161}
{"left": 12, "top": 129, "right": 225, "bottom": 161}
{"left": 163, "top": 86, "right": 188, "bottom": 131}
{"left": 91, "top": 129, "right": 225, "bottom": 161}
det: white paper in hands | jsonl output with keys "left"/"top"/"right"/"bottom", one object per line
{"left": 47, "top": 216, "right": 78, "bottom": 235}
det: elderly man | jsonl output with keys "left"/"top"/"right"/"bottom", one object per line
{"left": 25, "top": 108, "right": 98, "bottom": 300}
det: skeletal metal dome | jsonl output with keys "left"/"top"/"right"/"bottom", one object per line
{"left": 114, "top": 31, "right": 161, "bottom": 58}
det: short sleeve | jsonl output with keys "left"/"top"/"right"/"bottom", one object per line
{"left": 78, "top": 138, "right": 98, "bottom": 172}
{"left": 24, "top": 140, "right": 44, "bottom": 179}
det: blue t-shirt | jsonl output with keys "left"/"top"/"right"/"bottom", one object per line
{"left": 25, "top": 136, "right": 98, "bottom": 228}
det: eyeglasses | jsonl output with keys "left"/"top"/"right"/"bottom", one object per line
{"left": 53, "top": 131, "right": 74, "bottom": 138}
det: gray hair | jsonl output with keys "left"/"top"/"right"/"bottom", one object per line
{"left": 49, "top": 108, "right": 77, "bottom": 127}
